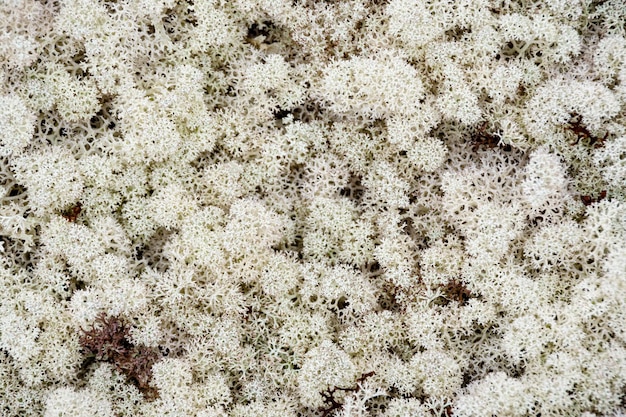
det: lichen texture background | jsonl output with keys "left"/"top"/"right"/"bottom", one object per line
{"left": 0, "top": 0, "right": 626, "bottom": 416}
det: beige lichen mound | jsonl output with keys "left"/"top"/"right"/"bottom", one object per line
{"left": 1, "top": 0, "right": 626, "bottom": 416}
{"left": 0, "top": 94, "right": 36, "bottom": 157}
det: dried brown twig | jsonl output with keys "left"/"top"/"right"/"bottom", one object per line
{"left": 564, "top": 113, "right": 607, "bottom": 148}
{"left": 581, "top": 190, "right": 607, "bottom": 206}
{"left": 79, "top": 313, "right": 161, "bottom": 398}
{"left": 441, "top": 279, "right": 472, "bottom": 306}
{"left": 318, "top": 371, "right": 376, "bottom": 417}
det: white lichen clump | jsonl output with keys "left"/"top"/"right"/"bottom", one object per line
{"left": 0, "top": 0, "right": 625, "bottom": 416}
